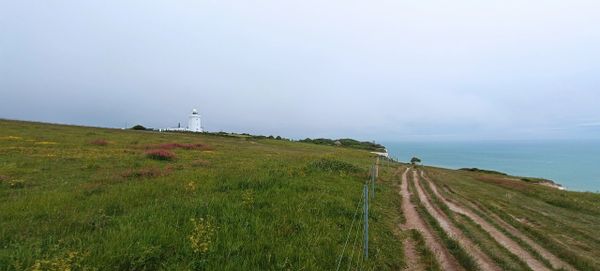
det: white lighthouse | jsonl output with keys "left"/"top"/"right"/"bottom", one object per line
{"left": 188, "top": 109, "right": 202, "bottom": 132}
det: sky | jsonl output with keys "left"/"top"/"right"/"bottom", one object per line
{"left": 1, "top": 0, "right": 600, "bottom": 141}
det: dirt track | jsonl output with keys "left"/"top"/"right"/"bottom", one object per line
{"left": 420, "top": 170, "right": 575, "bottom": 271}
{"left": 402, "top": 235, "right": 423, "bottom": 271}
{"left": 411, "top": 170, "right": 501, "bottom": 271}
{"left": 398, "top": 168, "right": 461, "bottom": 271}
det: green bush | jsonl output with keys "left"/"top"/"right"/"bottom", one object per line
{"left": 131, "top": 125, "right": 147, "bottom": 130}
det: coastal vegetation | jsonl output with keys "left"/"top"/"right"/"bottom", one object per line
{"left": 459, "top": 168, "right": 507, "bottom": 175}
{"left": 299, "top": 138, "right": 386, "bottom": 152}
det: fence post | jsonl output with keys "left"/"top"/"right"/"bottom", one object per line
{"left": 363, "top": 184, "right": 369, "bottom": 260}
{"left": 371, "top": 164, "right": 376, "bottom": 199}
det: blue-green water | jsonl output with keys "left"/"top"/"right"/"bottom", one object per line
{"left": 383, "top": 140, "right": 600, "bottom": 192}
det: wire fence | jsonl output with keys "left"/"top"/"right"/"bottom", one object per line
{"left": 335, "top": 156, "right": 395, "bottom": 271}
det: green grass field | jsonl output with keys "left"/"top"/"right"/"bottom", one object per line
{"left": 2, "top": 119, "right": 600, "bottom": 271}
{"left": 0, "top": 120, "right": 403, "bottom": 270}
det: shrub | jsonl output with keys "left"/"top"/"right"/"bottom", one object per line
{"left": 90, "top": 139, "right": 109, "bottom": 146}
{"left": 145, "top": 149, "right": 176, "bottom": 161}
{"left": 131, "top": 125, "right": 147, "bottom": 130}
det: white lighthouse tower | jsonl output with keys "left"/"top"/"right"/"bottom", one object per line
{"left": 188, "top": 109, "right": 202, "bottom": 132}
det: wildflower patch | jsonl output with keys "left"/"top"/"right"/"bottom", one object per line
{"left": 241, "top": 190, "right": 255, "bottom": 208}
{"left": 145, "top": 149, "right": 176, "bottom": 161}
{"left": 30, "top": 251, "right": 88, "bottom": 271}
{"left": 189, "top": 217, "right": 216, "bottom": 254}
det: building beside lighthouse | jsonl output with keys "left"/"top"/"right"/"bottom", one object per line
{"left": 162, "top": 109, "right": 203, "bottom": 133}
{"left": 188, "top": 109, "right": 202, "bottom": 132}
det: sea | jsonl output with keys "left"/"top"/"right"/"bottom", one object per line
{"left": 383, "top": 140, "right": 600, "bottom": 192}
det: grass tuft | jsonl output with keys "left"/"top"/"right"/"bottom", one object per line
{"left": 410, "top": 229, "right": 441, "bottom": 271}
{"left": 7, "top": 179, "right": 26, "bottom": 189}
{"left": 191, "top": 159, "right": 210, "bottom": 167}
{"left": 121, "top": 167, "right": 166, "bottom": 178}
{"left": 147, "top": 142, "right": 213, "bottom": 151}
{"left": 89, "top": 139, "right": 109, "bottom": 146}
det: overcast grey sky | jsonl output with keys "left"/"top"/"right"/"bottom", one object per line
{"left": 1, "top": 1, "right": 600, "bottom": 141}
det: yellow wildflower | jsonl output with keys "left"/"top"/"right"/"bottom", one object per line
{"left": 1, "top": 136, "right": 22, "bottom": 140}
{"left": 242, "top": 190, "right": 255, "bottom": 207}
{"left": 29, "top": 251, "right": 85, "bottom": 271}
{"left": 189, "top": 217, "right": 216, "bottom": 254}
{"left": 35, "top": 141, "right": 58, "bottom": 145}
{"left": 185, "top": 181, "right": 197, "bottom": 192}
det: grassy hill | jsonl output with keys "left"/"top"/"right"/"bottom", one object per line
{"left": 1, "top": 119, "right": 599, "bottom": 271}
{"left": 0, "top": 120, "right": 402, "bottom": 270}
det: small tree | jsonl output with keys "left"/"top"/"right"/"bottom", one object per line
{"left": 131, "top": 125, "right": 146, "bottom": 130}
{"left": 410, "top": 157, "right": 422, "bottom": 165}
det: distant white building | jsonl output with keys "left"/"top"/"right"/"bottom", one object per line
{"left": 162, "top": 109, "right": 203, "bottom": 132}
{"left": 371, "top": 150, "right": 389, "bottom": 158}
{"left": 188, "top": 109, "right": 202, "bottom": 132}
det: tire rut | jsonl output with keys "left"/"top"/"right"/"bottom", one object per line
{"left": 403, "top": 234, "right": 423, "bottom": 271}
{"left": 411, "top": 170, "right": 501, "bottom": 271}
{"left": 420, "top": 170, "right": 576, "bottom": 271}
{"left": 398, "top": 167, "right": 462, "bottom": 271}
